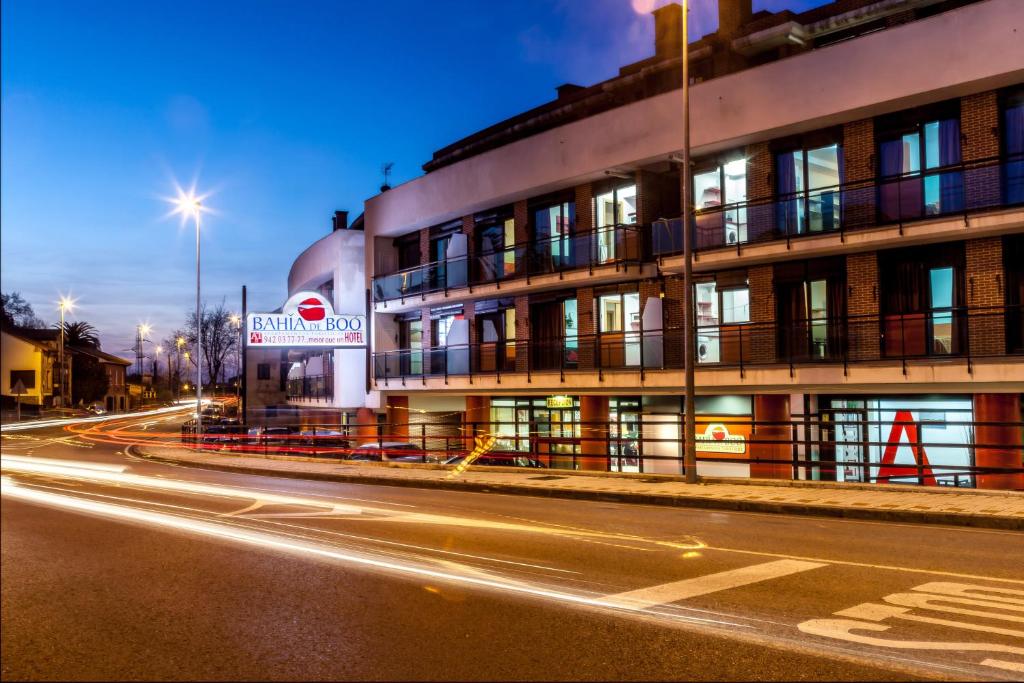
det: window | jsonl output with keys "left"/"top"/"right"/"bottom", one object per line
{"left": 693, "top": 159, "right": 747, "bottom": 247}
{"left": 775, "top": 259, "right": 846, "bottom": 361}
{"left": 256, "top": 364, "right": 271, "bottom": 380}
{"left": 399, "top": 319, "right": 423, "bottom": 375}
{"left": 477, "top": 307, "right": 517, "bottom": 372}
{"left": 531, "top": 199, "right": 576, "bottom": 271}
{"left": 598, "top": 292, "right": 641, "bottom": 366}
{"left": 878, "top": 111, "right": 963, "bottom": 221}
{"left": 476, "top": 214, "right": 516, "bottom": 282}
{"left": 695, "top": 281, "right": 750, "bottom": 364}
{"left": 530, "top": 298, "right": 578, "bottom": 370}
{"left": 395, "top": 234, "right": 420, "bottom": 271}
{"left": 776, "top": 143, "right": 842, "bottom": 234}
{"left": 594, "top": 185, "right": 637, "bottom": 262}
{"left": 9, "top": 369, "right": 35, "bottom": 391}
{"left": 879, "top": 244, "right": 965, "bottom": 357}
{"left": 1002, "top": 88, "right": 1024, "bottom": 204}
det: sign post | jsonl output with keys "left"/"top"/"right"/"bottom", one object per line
{"left": 12, "top": 378, "right": 26, "bottom": 422}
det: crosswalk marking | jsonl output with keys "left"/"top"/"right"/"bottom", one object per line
{"left": 604, "top": 559, "right": 826, "bottom": 609}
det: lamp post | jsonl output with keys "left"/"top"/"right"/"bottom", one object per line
{"left": 58, "top": 296, "right": 74, "bottom": 409}
{"left": 154, "top": 345, "right": 163, "bottom": 394}
{"left": 174, "top": 191, "right": 204, "bottom": 440}
{"left": 230, "top": 313, "right": 241, "bottom": 404}
{"left": 680, "top": 0, "right": 697, "bottom": 484}
{"left": 175, "top": 336, "right": 186, "bottom": 401}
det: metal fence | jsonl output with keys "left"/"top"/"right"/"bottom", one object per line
{"left": 180, "top": 412, "right": 1023, "bottom": 489}
{"left": 373, "top": 305, "right": 1023, "bottom": 382}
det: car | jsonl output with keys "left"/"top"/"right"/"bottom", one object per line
{"left": 346, "top": 442, "right": 427, "bottom": 462}
{"left": 86, "top": 402, "right": 107, "bottom": 415}
{"left": 444, "top": 453, "right": 546, "bottom": 468}
{"left": 298, "top": 429, "right": 351, "bottom": 456}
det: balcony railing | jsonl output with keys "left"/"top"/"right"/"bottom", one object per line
{"left": 286, "top": 374, "right": 333, "bottom": 403}
{"left": 372, "top": 224, "right": 642, "bottom": 302}
{"left": 373, "top": 305, "right": 1023, "bottom": 380}
{"left": 651, "top": 153, "right": 1024, "bottom": 256}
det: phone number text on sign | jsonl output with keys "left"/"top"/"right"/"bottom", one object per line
{"left": 248, "top": 331, "right": 365, "bottom": 347}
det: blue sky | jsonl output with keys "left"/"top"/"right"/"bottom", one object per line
{"left": 2, "top": 0, "right": 820, "bottom": 355}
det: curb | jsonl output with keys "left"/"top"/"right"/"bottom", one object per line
{"left": 132, "top": 448, "right": 1024, "bottom": 531}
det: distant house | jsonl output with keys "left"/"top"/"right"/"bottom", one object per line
{"left": 67, "top": 345, "right": 131, "bottom": 412}
{"left": 1, "top": 327, "right": 62, "bottom": 412}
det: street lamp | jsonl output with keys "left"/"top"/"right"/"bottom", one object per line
{"left": 154, "top": 345, "right": 163, "bottom": 391}
{"left": 173, "top": 189, "right": 205, "bottom": 439}
{"left": 176, "top": 336, "right": 186, "bottom": 401}
{"left": 229, "top": 313, "right": 241, "bottom": 403}
{"left": 57, "top": 296, "right": 75, "bottom": 409}
{"left": 680, "top": 0, "right": 697, "bottom": 483}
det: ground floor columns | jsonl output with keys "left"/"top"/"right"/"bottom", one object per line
{"left": 580, "top": 395, "right": 609, "bottom": 471}
{"left": 355, "top": 407, "right": 377, "bottom": 445}
{"left": 973, "top": 393, "right": 1024, "bottom": 490}
{"left": 464, "top": 396, "right": 490, "bottom": 449}
{"left": 386, "top": 396, "right": 409, "bottom": 439}
{"left": 750, "top": 394, "right": 791, "bottom": 480}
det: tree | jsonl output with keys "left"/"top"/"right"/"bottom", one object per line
{"left": 185, "top": 300, "right": 238, "bottom": 387}
{"left": 59, "top": 321, "right": 101, "bottom": 348}
{"left": 71, "top": 354, "right": 110, "bottom": 405}
{"left": 162, "top": 329, "right": 189, "bottom": 389}
{"left": 1, "top": 291, "right": 46, "bottom": 329}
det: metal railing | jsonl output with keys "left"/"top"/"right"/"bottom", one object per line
{"left": 179, "top": 413, "right": 1024, "bottom": 489}
{"left": 373, "top": 305, "right": 1023, "bottom": 381}
{"left": 651, "top": 153, "right": 1024, "bottom": 256}
{"left": 286, "top": 374, "right": 333, "bottom": 403}
{"left": 372, "top": 224, "right": 642, "bottom": 302}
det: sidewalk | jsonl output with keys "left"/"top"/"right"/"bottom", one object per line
{"left": 135, "top": 444, "right": 1024, "bottom": 530}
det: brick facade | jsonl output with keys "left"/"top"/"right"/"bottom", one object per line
{"left": 748, "top": 264, "right": 776, "bottom": 363}
{"left": 846, "top": 252, "right": 879, "bottom": 360}
{"left": 514, "top": 295, "right": 530, "bottom": 372}
{"left": 575, "top": 183, "right": 594, "bottom": 232}
{"left": 745, "top": 142, "right": 775, "bottom": 241}
{"left": 962, "top": 91, "right": 1001, "bottom": 210}
{"left": 577, "top": 287, "right": 595, "bottom": 370}
{"left": 966, "top": 237, "right": 1005, "bottom": 356}
{"left": 513, "top": 199, "right": 529, "bottom": 245}
{"left": 843, "top": 119, "right": 875, "bottom": 230}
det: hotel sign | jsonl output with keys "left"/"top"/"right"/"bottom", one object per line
{"left": 695, "top": 423, "right": 746, "bottom": 454}
{"left": 546, "top": 395, "right": 575, "bottom": 409}
{"left": 246, "top": 292, "right": 366, "bottom": 348}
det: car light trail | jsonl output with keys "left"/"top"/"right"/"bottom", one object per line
{"left": 0, "top": 403, "right": 196, "bottom": 433}
{"left": 0, "top": 476, "right": 748, "bottom": 629}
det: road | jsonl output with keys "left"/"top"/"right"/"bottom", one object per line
{"left": 2, "top": 410, "right": 1022, "bottom": 681}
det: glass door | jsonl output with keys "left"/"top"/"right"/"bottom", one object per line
{"left": 598, "top": 292, "right": 640, "bottom": 367}
{"left": 594, "top": 185, "right": 637, "bottom": 263}
{"left": 776, "top": 144, "right": 841, "bottom": 234}
{"left": 532, "top": 202, "right": 575, "bottom": 272}
{"left": 399, "top": 319, "right": 423, "bottom": 376}
{"left": 928, "top": 266, "right": 955, "bottom": 354}
{"left": 610, "top": 398, "right": 641, "bottom": 472}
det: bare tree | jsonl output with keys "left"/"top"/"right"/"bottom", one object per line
{"left": 185, "top": 300, "right": 238, "bottom": 387}
{"left": 1, "top": 291, "right": 47, "bottom": 329}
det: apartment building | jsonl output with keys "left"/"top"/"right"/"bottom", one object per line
{"left": 362, "top": 0, "right": 1024, "bottom": 488}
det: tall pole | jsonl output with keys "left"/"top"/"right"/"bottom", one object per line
{"left": 59, "top": 304, "right": 65, "bottom": 409}
{"left": 681, "top": 0, "right": 697, "bottom": 484}
{"left": 241, "top": 284, "right": 248, "bottom": 425}
{"left": 195, "top": 205, "right": 203, "bottom": 440}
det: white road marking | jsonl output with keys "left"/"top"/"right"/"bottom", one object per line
{"left": 981, "top": 658, "right": 1024, "bottom": 673}
{"left": 604, "top": 559, "right": 826, "bottom": 609}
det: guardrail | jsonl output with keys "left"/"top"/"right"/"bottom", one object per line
{"left": 373, "top": 305, "right": 1023, "bottom": 381}
{"left": 179, "top": 413, "right": 1023, "bottom": 489}
{"left": 372, "top": 224, "right": 643, "bottom": 303}
{"left": 651, "top": 153, "right": 1024, "bottom": 255}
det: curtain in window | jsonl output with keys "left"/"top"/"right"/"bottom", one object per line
{"left": 826, "top": 279, "right": 846, "bottom": 358}
{"left": 1005, "top": 102, "right": 1024, "bottom": 204}
{"left": 938, "top": 119, "right": 963, "bottom": 212}
{"left": 775, "top": 152, "right": 799, "bottom": 235}
{"left": 776, "top": 283, "right": 808, "bottom": 361}
{"left": 530, "top": 302, "right": 562, "bottom": 370}
{"left": 879, "top": 139, "right": 904, "bottom": 221}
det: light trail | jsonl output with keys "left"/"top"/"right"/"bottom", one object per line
{"left": 0, "top": 403, "right": 196, "bottom": 433}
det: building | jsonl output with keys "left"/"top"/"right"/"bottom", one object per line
{"left": 362, "top": 0, "right": 1024, "bottom": 489}
{"left": 244, "top": 210, "right": 368, "bottom": 423}
{"left": 67, "top": 345, "right": 131, "bottom": 412}
{"left": 1, "top": 328, "right": 62, "bottom": 413}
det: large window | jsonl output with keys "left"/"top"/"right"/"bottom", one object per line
{"left": 880, "top": 244, "right": 965, "bottom": 357}
{"left": 775, "top": 259, "right": 845, "bottom": 362}
{"left": 693, "top": 159, "right": 747, "bottom": 247}
{"left": 530, "top": 298, "right": 578, "bottom": 370}
{"left": 476, "top": 211, "right": 516, "bottom": 282}
{"left": 476, "top": 307, "right": 516, "bottom": 372}
{"left": 598, "top": 292, "right": 640, "bottom": 367}
{"left": 1003, "top": 88, "right": 1024, "bottom": 205}
{"left": 399, "top": 318, "right": 423, "bottom": 375}
{"left": 594, "top": 184, "right": 636, "bottom": 262}
{"left": 878, "top": 108, "right": 963, "bottom": 221}
{"left": 695, "top": 280, "right": 750, "bottom": 364}
{"left": 10, "top": 369, "right": 35, "bottom": 390}
{"left": 531, "top": 198, "right": 576, "bottom": 272}
{"left": 776, "top": 143, "right": 842, "bottom": 234}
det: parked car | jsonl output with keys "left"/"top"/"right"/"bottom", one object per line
{"left": 346, "top": 442, "right": 427, "bottom": 462}
{"left": 298, "top": 429, "right": 351, "bottom": 456}
{"left": 444, "top": 453, "right": 546, "bottom": 468}
{"left": 85, "top": 402, "right": 107, "bottom": 415}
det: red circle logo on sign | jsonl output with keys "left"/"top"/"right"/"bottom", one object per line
{"left": 297, "top": 298, "right": 326, "bottom": 322}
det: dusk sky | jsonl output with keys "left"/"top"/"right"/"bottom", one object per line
{"left": 1, "top": 0, "right": 821, "bottom": 357}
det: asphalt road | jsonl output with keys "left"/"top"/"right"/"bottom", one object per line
{"left": 2, "top": 410, "right": 1022, "bottom": 681}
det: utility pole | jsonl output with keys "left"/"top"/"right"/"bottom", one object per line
{"left": 681, "top": 0, "right": 697, "bottom": 484}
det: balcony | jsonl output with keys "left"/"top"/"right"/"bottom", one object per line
{"left": 286, "top": 373, "right": 333, "bottom": 404}
{"left": 651, "top": 154, "right": 1024, "bottom": 257}
{"left": 372, "top": 224, "right": 643, "bottom": 305}
{"left": 373, "top": 305, "right": 1023, "bottom": 384}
